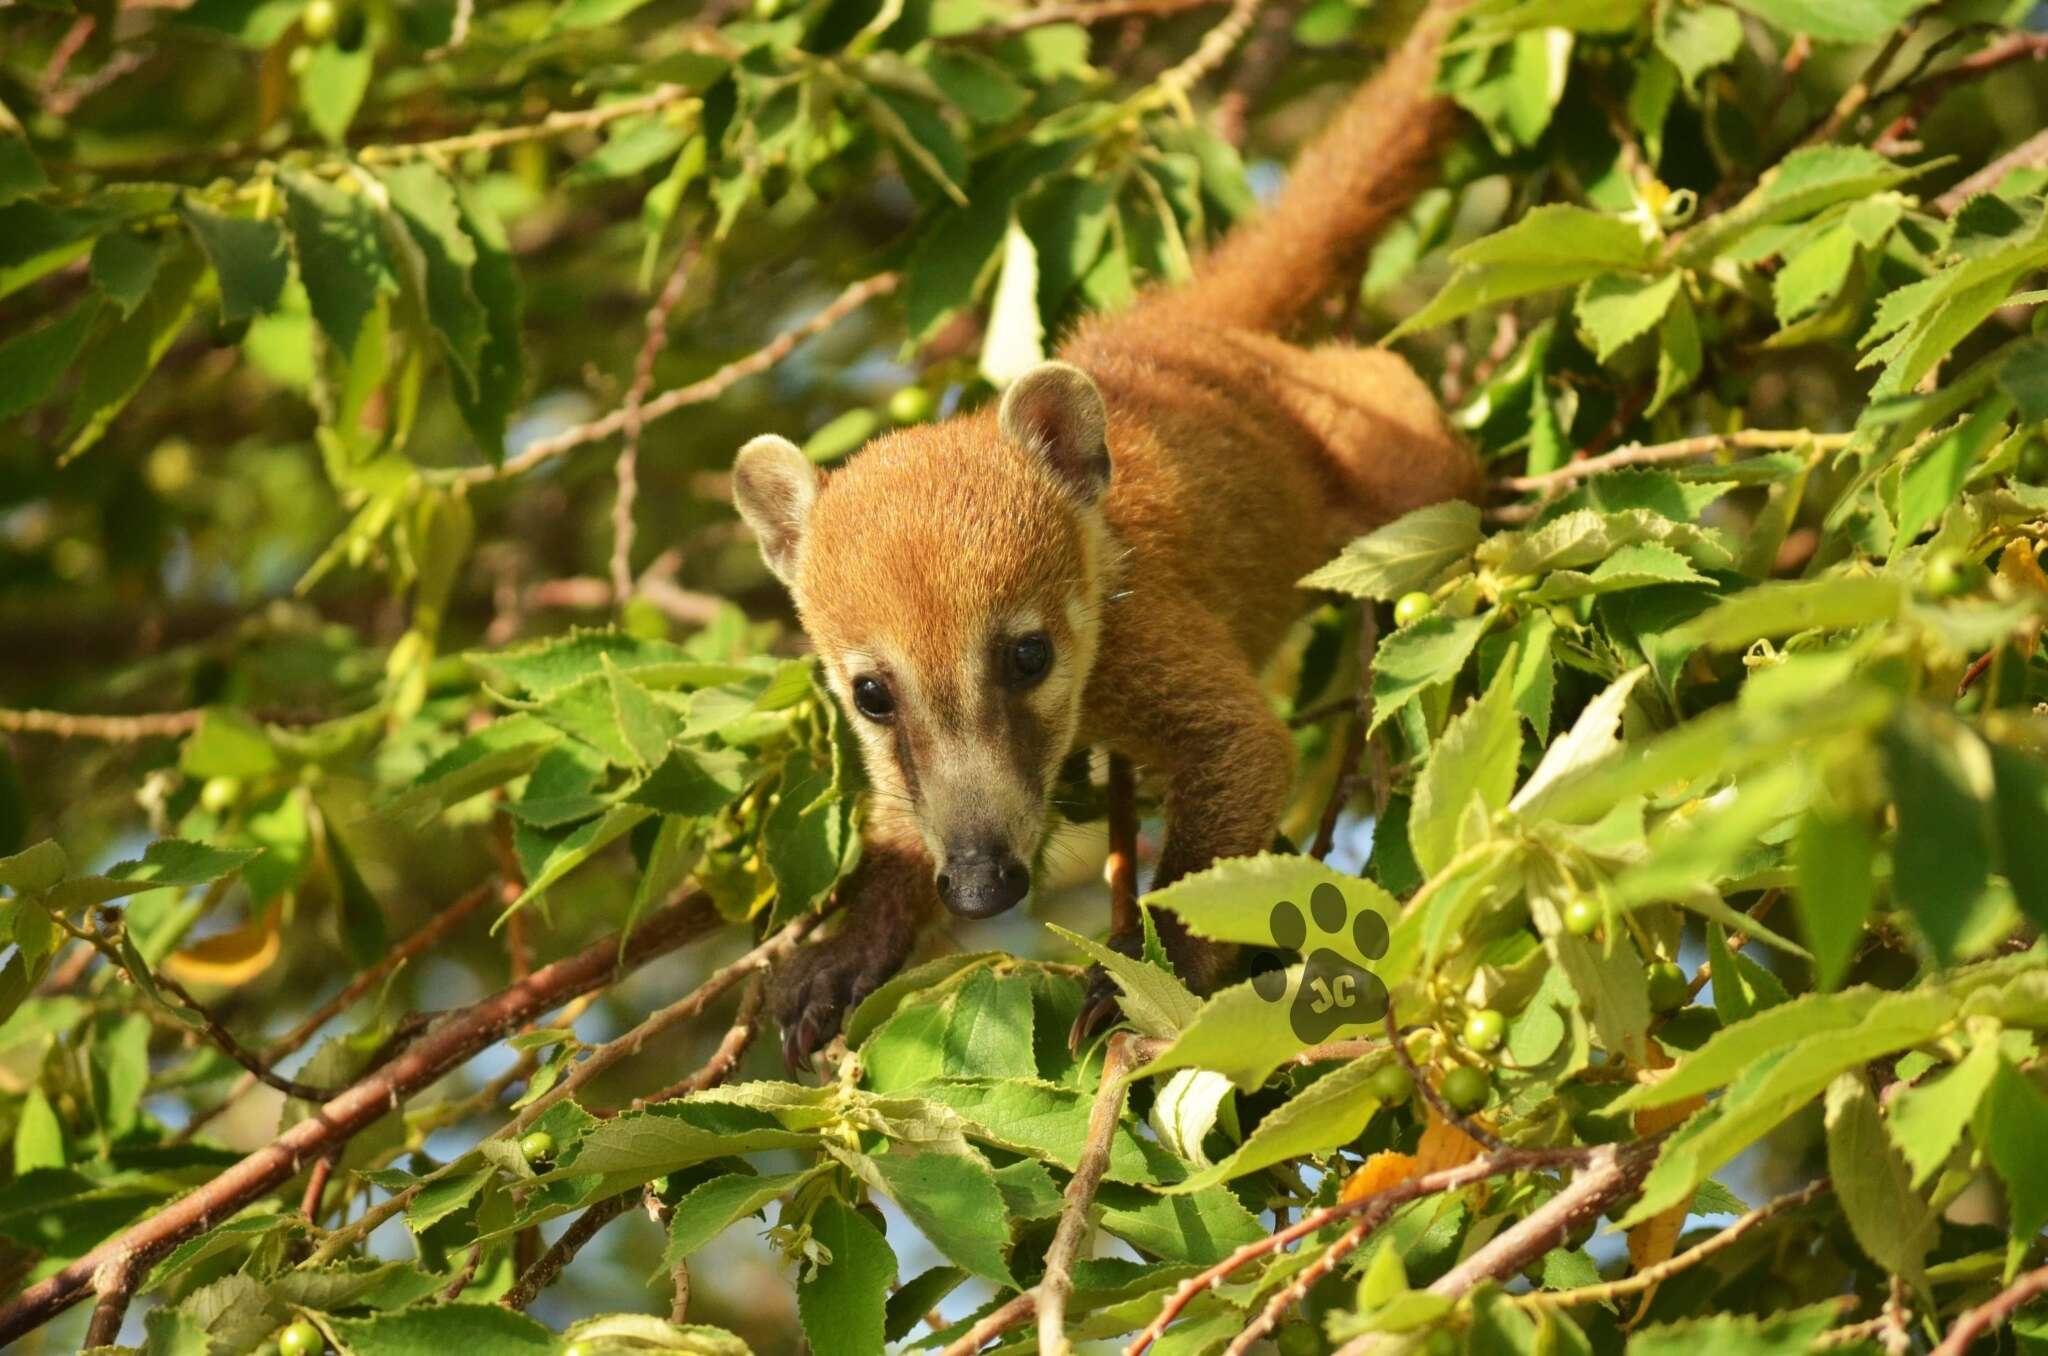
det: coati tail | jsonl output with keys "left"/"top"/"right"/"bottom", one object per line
{"left": 1147, "top": 0, "right": 1468, "bottom": 334}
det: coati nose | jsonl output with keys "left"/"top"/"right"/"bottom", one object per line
{"left": 936, "top": 847, "right": 1031, "bottom": 919}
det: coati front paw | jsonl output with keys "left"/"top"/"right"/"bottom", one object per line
{"left": 1068, "top": 932, "right": 1143, "bottom": 1053}
{"left": 773, "top": 937, "right": 905, "bottom": 1071}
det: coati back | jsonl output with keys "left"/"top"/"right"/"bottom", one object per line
{"left": 735, "top": 0, "right": 1480, "bottom": 1065}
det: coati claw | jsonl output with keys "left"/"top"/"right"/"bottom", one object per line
{"left": 773, "top": 934, "right": 904, "bottom": 1073}
{"left": 1067, "top": 961, "right": 1127, "bottom": 1054}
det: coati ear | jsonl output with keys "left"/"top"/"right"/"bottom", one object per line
{"left": 732, "top": 434, "right": 822, "bottom": 587}
{"left": 998, "top": 361, "right": 1111, "bottom": 506}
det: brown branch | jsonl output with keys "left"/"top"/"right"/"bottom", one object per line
{"left": 614, "top": 242, "right": 703, "bottom": 606}
{"left": 82, "top": 1254, "right": 138, "bottom": 1349}
{"left": 0, "top": 707, "right": 205, "bottom": 740}
{"left": 1936, "top": 127, "right": 2048, "bottom": 214}
{"left": 1929, "top": 1258, "right": 2048, "bottom": 1356}
{"left": 1330, "top": 1144, "right": 1652, "bottom": 1356}
{"left": 1226, "top": 1211, "right": 1372, "bottom": 1354}
{"left": 0, "top": 892, "right": 725, "bottom": 1345}
{"left": 179, "top": 881, "right": 495, "bottom": 1141}
{"left": 621, "top": 974, "right": 768, "bottom": 1112}
{"left": 502, "top": 1190, "right": 639, "bottom": 1311}
{"left": 1038, "top": 1033, "right": 1139, "bottom": 1352}
{"left": 309, "top": 912, "right": 812, "bottom": 1262}
{"left": 462, "top": 273, "right": 900, "bottom": 485}
{"left": 1124, "top": 1146, "right": 1594, "bottom": 1355}
{"left": 1495, "top": 430, "right": 1849, "bottom": 496}
{"left": 939, "top": 1293, "right": 1037, "bottom": 1356}
{"left": 1873, "top": 31, "right": 2048, "bottom": 155}
{"left": 1515, "top": 1178, "right": 1829, "bottom": 1309}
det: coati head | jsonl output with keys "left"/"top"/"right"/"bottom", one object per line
{"left": 733, "top": 362, "right": 1114, "bottom": 920}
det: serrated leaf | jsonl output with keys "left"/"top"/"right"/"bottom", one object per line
{"left": 1577, "top": 270, "right": 1681, "bottom": 362}
{"left": 798, "top": 1198, "right": 895, "bottom": 1356}
{"left": 1370, "top": 615, "right": 1491, "bottom": 731}
{"left": 331, "top": 1302, "right": 556, "bottom": 1356}
{"left": 1046, "top": 923, "right": 1197, "bottom": 1038}
{"left": 665, "top": 1168, "right": 821, "bottom": 1265}
{"left": 861, "top": 1149, "right": 1015, "bottom": 1286}
{"left": 1410, "top": 649, "right": 1521, "bottom": 877}
{"left": 1888, "top": 1039, "right": 2000, "bottom": 1188}
{"left": 181, "top": 202, "right": 289, "bottom": 324}
{"left": 1301, "top": 501, "right": 1482, "bottom": 601}
{"left": 1826, "top": 1072, "right": 1934, "bottom": 1290}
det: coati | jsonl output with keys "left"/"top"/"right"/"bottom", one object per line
{"left": 734, "top": 0, "right": 1481, "bottom": 1067}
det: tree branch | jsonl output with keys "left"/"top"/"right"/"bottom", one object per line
{"left": 1936, "top": 126, "right": 2048, "bottom": 214}
{"left": 1495, "top": 430, "right": 1850, "bottom": 496}
{"left": 0, "top": 891, "right": 726, "bottom": 1345}
{"left": 1038, "top": 1033, "right": 1139, "bottom": 1353}
{"left": 459, "top": 272, "right": 899, "bottom": 485}
{"left": 1929, "top": 1258, "right": 2048, "bottom": 1356}
{"left": 613, "top": 241, "right": 703, "bottom": 606}
{"left": 501, "top": 1190, "right": 640, "bottom": 1312}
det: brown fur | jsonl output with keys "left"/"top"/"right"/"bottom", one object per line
{"left": 738, "top": 0, "right": 1480, "bottom": 1065}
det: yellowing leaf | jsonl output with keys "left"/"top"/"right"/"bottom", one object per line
{"left": 1627, "top": 1041, "right": 1706, "bottom": 1316}
{"left": 1341, "top": 1150, "right": 1419, "bottom": 1203}
{"left": 161, "top": 902, "right": 283, "bottom": 986}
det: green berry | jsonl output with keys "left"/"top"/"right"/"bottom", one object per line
{"left": 1369, "top": 1063, "right": 1413, "bottom": 1104}
{"left": 1462, "top": 1009, "right": 1505, "bottom": 1053}
{"left": 1393, "top": 592, "right": 1435, "bottom": 627}
{"left": 887, "top": 385, "right": 935, "bottom": 423}
{"left": 1647, "top": 961, "right": 1690, "bottom": 1014}
{"left": 199, "top": 776, "right": 243, "bottom": 814}
{"left": 1923, "top": 548, "right": 1977, "bottom": 599}
{"left": 1563, "top": 897, "right": 1600, "bottom": 937}
{"left": 301, "top": 0, "right": 338, "bottom": 40}
{"left": 1440, "top": 1065, "right": 1489, "bottom": 1113}
{"left": 279, "top": 1320, "right": 324, "bottom": 1356}
{"left": 518, "top": 1130, "right": 556, "bottom": 1166}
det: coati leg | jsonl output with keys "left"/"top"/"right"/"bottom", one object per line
{"left": 771, "top": 820, "right": 937, "bottom": 1070}
{"left": 1072, "top": 605, "right": 1296, "bottom": 1042}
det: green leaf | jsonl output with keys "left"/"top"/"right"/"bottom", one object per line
{"left": 558, "top": 1104, "right": 818, "bottom": 1184}
{"left": 1627, "top": 1308, "right": 1838, "bottom": 1356}
{"left": 1046, "top": 923, "right": 1198, "bottom": 1038}
{"left": 1731, "top": 0, "right": 1922, "bottom": 43}
{"left": 299, "top": 41, "right": 373, "bottom": 144}
{"left": 1390, "top": 206, "right": 1655, "bottom": 339}
{"left": 863, "top": 1149, "right": 1015, "bottom": 1285}
{"left": 1989, "top": 743, "right": 2048, "bottom": 933}
{"left": 1892, "top": 397, "right": 2012, "bottom": 551}
{"left": 797, "top": 1198, "right": 895, "bottom": 1356}
{"left": 13, "top": 1086, "right": 64, "bottom": 1173}
{"left": 550, "top": 0, "right": 657, "bottom": 28}
{"left": 282, "top": 170, "right": 393, "bottom": 359}
{"left": 405, "top": 1166, "right": 492, "bottom": 1233}
{"left": 1167, "top": 1055, "right": 1387, "bottom": 1193}
{"left": 1097, "top": 1182, "right": 1266, "bottom": 1264}
{"left": 180, "top": 707, "right": 281, "bottom": 779}
{"left": 181, "top": 202, "right": 289, "bottom": 324}
{"left": 1791, "top": 804, "right": 1876, "bottom": 989}
{"left": 1825, "top": 1072, "right": 1934, "bottom": 1290}
{"left": 1996, "top": 336, "right": 2048, "bottom": 423}
{"left": 1882, "top": 714, "right": 1995, "bottom": 965}
{"left": 90, "top": 232, "right": 166, "bottom": 317}
{"left": 46, "top": 839, "right": 263, "bottom": 912}
{"left": 1528, "top": 862, "right": 1650, "bottom": 1064}
{"left": 1654, "top": 1, "right": 1743, "bottom": 86}
{"left": 377, "top": 163, "right": 488, "bottom": 383}
{"left": 502, "top": 802, "right": 656, "bottom": 920}
{"left": 1301, "top": 502, "right": 1482, "bottom": 601}
{"left": 1674, "top": 575, "right": 1903, "bottom": 650}
{"left": 331, "top": 1302, "right": 556, "bottom": 1356}
{"left": 914, "top": 1078, "right": 1182, "bottom": 1184}
{"left": 886, "top": 1267, "right": 967, "bottom": 1342}
{"left": 1410, "top": 649, "right": 1521, "bottom": 877}
{"left": 63, "top": 245, "right": 204, "bottom": 460}
{"left": 1772, "top": 222, "right": 1858, "bottom": 324}
{"left": 1887, "top": 1039, "right": 2000, "bottom": 1187}
{"left": 1370, "top": 615, "right": 1491, "bottom": 731}
{"left": 0, "top": 129, "right": 49, "bottom": 205}
{"left": 763, "top": 749, "right": 851, "bottom": 920}
{"left": 0, "top": 299, "right": 99, "bottom": 421}
{"left": 1977, "top": 1060, "right": 2048, "bottom": 1238}
{"left": 664, "top": 1168, "right": 822, "bottom": 1265}
{"left": 862, "top": 967, "right": 1038, "bottom": 1090}
{"left": 0, "top": 839, "right": 68, "bottom": 895}
{"left": 1577, "top": 271, "right": 1681, "bottom": 362}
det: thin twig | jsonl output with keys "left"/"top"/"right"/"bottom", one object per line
{"left": 0, "top": 707, "right": 205, "bottom": 739}
{"left": 1496, "top": 431, "right": 1850, "bottom": 496}
{"left": 1152, "top": 0, "right": 1264, "bottom": 103}
{"left": 1226, "top": 1211, "right": 1372, "bottom": 1354}
{"left": 82, "top": 1254, "right": 137, "bottom": 1349}
{"left": 459, "top": 273, "right": 899, "bottom": 486}
{"left": 1936, "top": 127, "right": 2048, "bottom": 214}
{"left": 1928, "top": 1259, "right": 2048, "bottom": 1356}
{"left": 502, "top": 1190, "right": 639, "bottom": 1311}
{"left": 621, "top": 975, "right": 767, "bottom": 1111}
{"left": 1515, "top": 1178, "right": 1829, "bottom": 1309}
{"left": 305, "top": 913, "right": 812, "bottom": 1265}
{"left": 614, "top": 243, "right": 703, "bottom": 606}
{"left": 179, "top": 881, "right": 494, "bottom": 1142}
{"left": 985, "top": 0, "right": 1222, "bottom": 31}
{"left": 938, "top": 1293, "right": 1037, "bottom": 1356}
{"left": 1333, "top": 1144, "right": 1655, "bottom": 1356}
{"left": 1124, "top": 1146, "right": 1594, "bottom": 1355}
{"left": 356, "top": 84, "right": 698, "bottom": 166}
{"left": 1038, "top": 1033, "right": 1138, "bottom": 1353}
{"left": 0, "top": 892, "right": 725, "bottom": 1343}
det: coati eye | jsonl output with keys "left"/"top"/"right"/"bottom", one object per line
{"left": 851, "top": 675, "right": 896, "bottom": 722}
{"left": 1005, "top": 633, "right": 1053, "bottom": 687}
